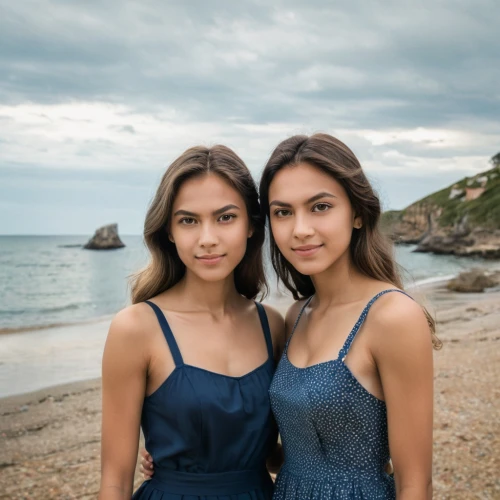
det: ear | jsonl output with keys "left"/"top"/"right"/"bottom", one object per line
{"left": 168, "top": 233, "right": 175, "bottom": 243}
{"left": 247, "top": 225, "right": 254, "bottom": 238}
{"left": 353, "top": 216, "right": 363, "bottom": 229}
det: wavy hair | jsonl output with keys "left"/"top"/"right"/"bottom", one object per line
{"left": 131, "top": 145, "right": 266, "bottom": 303}
{"left": 259, "top": 133, "right": 441, "bottom": 349}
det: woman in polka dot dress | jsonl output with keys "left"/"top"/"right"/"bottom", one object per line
{"left": 259, "top": 133, "right": 440, "bottom": 499}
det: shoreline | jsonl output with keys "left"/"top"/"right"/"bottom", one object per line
{"left": 0, "top": 276, "right": 490, "bottom": 400}
{"left": 0, "top": 274, "right": 458, "bottom": 336}
{"left": 0, "top": 314, "right": 114, "bottom": 335}
{"left": 1, "top": 271, "right": 499, "bottom": 402}
{"left": 0, "top": 276, "right": 491, "bottom": 400}
{"left": 0, "top": 319, "right": 112, "bottom": 399}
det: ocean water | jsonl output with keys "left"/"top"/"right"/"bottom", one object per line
{"left": 0, "top": 235, "right": 147, "bottom": 331}
{"left": 0, "top": 235, "right": 497, "bottom": 397}
{"left": 0, "top": 235, "right": 495, "bottom": 332}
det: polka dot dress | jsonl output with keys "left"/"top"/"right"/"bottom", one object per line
{"left": 270, "top": 290, "right": 409, "bottom": 499}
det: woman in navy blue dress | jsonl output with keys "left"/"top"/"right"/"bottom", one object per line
{"left": 99, "top": 145, "right": 284, "bottom": 499}
{"left": 259, "top": 133, "right": 439, "bottom": 499}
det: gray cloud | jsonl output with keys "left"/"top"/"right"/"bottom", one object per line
{"left": 0, "top": 0, "right": 498, "bottom": 233}
{"left": 2, "top": 1, "right": 498, "bottom": 123}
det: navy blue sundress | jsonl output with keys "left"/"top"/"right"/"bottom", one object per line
{"left": 133, "top": 300, "right": 277, "bottom": 499}
{"left": 270, "top": 289, "right": 409, "bottom": 499}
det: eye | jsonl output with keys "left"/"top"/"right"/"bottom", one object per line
{"left": 218, "top": 213, "right": 236, "bottom": 223}
{"left": 312, "top": 203, "right": 331, "bottom": 213}
{"left": 179, "top": 217, "right": 197, "bottom": 225}
{"left": 273, "top": 209, "right": 291, "bottom": 218}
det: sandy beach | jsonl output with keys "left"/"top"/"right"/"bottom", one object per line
{"left": 1, "top": 283, "right": 499, "bottom": 499}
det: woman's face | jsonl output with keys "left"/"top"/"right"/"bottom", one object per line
{"left": 268, "top": 162, "right": 361, "bottom": 277}
{"left": 170, "top": 173, "right": 252, "bottom": 283}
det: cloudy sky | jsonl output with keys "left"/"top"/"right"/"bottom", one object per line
{"left": 1, "top": 0, "right": 499, "bottom": 234}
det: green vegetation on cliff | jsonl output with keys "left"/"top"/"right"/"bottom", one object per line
{"left": 384, "top": 158, "right": 500, "bottom": 230}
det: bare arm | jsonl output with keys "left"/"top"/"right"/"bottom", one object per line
{"left": 372, "top": 294, "right": 434, "bottom": 499}
{"left": 99, "top": 306, "right": 149, "bottom": 500}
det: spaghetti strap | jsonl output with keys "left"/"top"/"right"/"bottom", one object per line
{"left": 337, "top": 289, "right": 412, "bottom": 361}
{"left": 255, "top": 302, "right": 274, "bottom": 360}
{"left": 285, "top": 296, "right": 314, "bottom": 353}
{"left": 145, "top": 300, "right": 184, "bottom": 367}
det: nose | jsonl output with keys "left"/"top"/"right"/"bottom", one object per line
{"left": 199, "top": 222, "right": 219, "bottom": 248}
{"left": 292, "top": 213, "right": 314, "bottom": 240}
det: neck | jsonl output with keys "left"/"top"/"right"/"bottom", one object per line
{"left": 310, "top": 251, "right": 368, "bottom": 309}
{"left": 176, "top": 271, "right": 241, "bottom": 315}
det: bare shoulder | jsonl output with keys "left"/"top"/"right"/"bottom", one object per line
{"left": 106, "top": 302, "right": 156, "bottom": 351}
{"left": 261, "top": 303, "right": 285, "bottom": 353}
{"left": 368, "top": 290, "right": 432, "bottom": 354}
{"left": 369, "top": 290, "right": 428, "bottom": 328}
{"left": 101, "top": 302, "right": 158, "bottom": 384}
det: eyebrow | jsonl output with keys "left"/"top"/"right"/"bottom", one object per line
{"left": 269, "top": 192, "right": 336, "bottom": 208}
{"left": 173, "top": 204, "right": 241, "bottom": 217}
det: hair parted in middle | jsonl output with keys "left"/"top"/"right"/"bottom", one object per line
{"left": 131, "top": 145, "right": 267, "bottom": 304}
{"left": 259, "top": 132, "right": 440, "bottom": 348}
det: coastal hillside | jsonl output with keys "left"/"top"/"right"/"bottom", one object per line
{"left": 383, "top": 155, "right": 500, "bottom": 258}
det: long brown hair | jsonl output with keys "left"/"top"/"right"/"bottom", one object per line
{"left": 259, "top": 133, "right": 441, "bottom": 348}
{"left": 131, "top": 145, "right": 267, "bottom": 303}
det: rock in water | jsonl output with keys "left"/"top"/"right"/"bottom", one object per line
{"left": 84, "top": 224, "right": 125, "bottom": 250}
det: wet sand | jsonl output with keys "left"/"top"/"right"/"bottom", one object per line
{"left": 0, "top": 318, "right": 111, "bottom": 398}
{"left": 0, "top": 285, "right": 499, "bottom": 499}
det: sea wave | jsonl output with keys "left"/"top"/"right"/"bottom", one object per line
{"left": 0, "top": 302, "right": 83, "bottom": 316}
{"left": 410, "top": 275, "right": 456, "bottom": 288}
{"left": 0, "top": 314, "right": 113, "bottom": 334}
{"left": 14, "top": 263, "right": 51, "bottom": 268}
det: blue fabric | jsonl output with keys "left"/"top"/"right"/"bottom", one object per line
{"left": 132, "top": 301, "right": 277, "bottom": 500}
{"left": 270, "top": 289, "right": 410, "bottom": 499}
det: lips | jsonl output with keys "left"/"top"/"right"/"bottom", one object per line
{"left": 195, "top": 254, "right": 225, "bottom": 265}
{"left": 292, "top": 244, "right": 323, "bottom": 257}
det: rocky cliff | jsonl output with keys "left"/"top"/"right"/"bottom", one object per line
{"left": 383, "top": 162, "right": 500, "bottom": 259}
